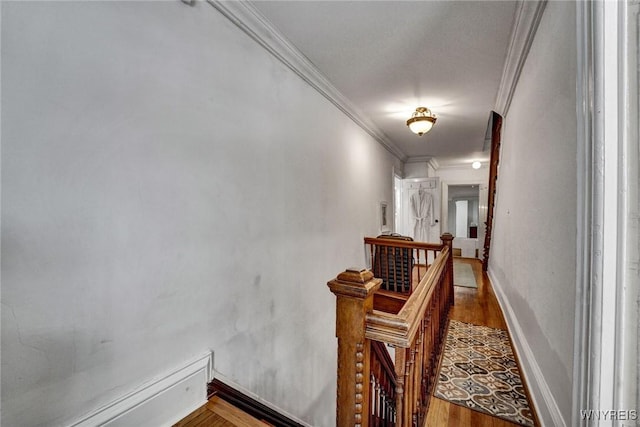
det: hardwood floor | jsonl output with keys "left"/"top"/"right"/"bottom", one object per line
{"left": 174, "top": 396, "right": 271, "bottom": 427}
{"left": 424, "top": 257, "right": 538, "bottom": 427}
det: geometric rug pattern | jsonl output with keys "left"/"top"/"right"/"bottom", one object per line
{"left": 434, "top": 320, "right": 535, "bottom": 426}
{"left": 453, "top": 262, "right": 478, "bottom": 288}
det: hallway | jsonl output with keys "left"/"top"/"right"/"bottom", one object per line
{"left": 425, "top": 258, "right": 538, "bottom": 427}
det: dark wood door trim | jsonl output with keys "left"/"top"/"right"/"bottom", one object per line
{"left": 482, "top": 111, "right": 503, "bottom": 271}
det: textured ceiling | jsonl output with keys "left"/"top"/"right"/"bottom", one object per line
{"left": 250, "top": 0, "right": 518, "bottom": 166}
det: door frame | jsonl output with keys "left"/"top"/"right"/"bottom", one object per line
{"left": 573, "top": 0, "right": 639, "bottom": 422}
{"left": 441, "top": 180, "right": 487, "bottom": 252}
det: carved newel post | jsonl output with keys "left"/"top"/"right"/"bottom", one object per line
{"left": 328, "top": 268, "right": 382, "bottom": 427}
{"left": 440, "top": 233, "right": 454, "bottom": 306}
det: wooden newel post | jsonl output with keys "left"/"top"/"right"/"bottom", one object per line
{"left": 440, "top": 233, "right": 454, "bottom": 306}
{"left": 328, "top": 268, "right": 382, "bottom": 427}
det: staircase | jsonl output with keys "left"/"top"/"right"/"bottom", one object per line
{"left": 174, "top": 379, "right": 305, "bottom": 427}
{"left": 328, "top": 234, "right": 455, "bottom": 426}
{"left": 174, "top": 396, "right": 271, "bottom": 427}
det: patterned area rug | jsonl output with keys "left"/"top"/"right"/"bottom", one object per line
{"left": 434, "top": 320, "right": 535, "bottom": 426}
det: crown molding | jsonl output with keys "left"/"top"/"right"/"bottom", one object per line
{"left": 494, "top": 0, "right": 547, "bottom": 116}
{"left": 438, "top": 162, "right": 487, "bottom": 171}
{"left": 206, "top": 0, "right": 407, "bottom": 162}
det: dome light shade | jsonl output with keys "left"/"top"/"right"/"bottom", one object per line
{"left": 407, "top": 107, "right": 437, "bottom": 136}
{"left": 472, "top": 161, "right": 482, "bottom": 169}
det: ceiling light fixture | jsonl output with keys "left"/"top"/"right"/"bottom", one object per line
{"left": 472, "top": 161, "right": 482, "bottom": 169}
{"left": 406, "top": 107, "right": 437, "bottom": 136}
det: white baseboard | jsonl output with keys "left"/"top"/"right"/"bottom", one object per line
{"left": 487, "top": 268, "right": 566, "bottom": 427}
{"left": 70, "top": 352, "right": 213, "bottom": 427}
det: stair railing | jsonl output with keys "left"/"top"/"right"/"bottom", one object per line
{"left": 328, "top": 233, "right": 453, "bottom": 427}
{"left": 364, "top": 236, "right": 443, "bottom": 295}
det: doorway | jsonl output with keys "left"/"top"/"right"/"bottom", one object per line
{"left": 442, "top": 182, "right": 487, "bottom": 258}
{"left": 393, "top": 174, "right": 403, "bottom": 234}
{"left": 448, "top": 185, "right": 479, "bottom": 237}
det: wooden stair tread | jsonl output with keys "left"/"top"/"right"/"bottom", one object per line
{"left": 173, "top": 405, "right": 231, "bottom": 427}
{"left": 173, "top": 406, "right": 210, "bottom": 426}
{"left": 174, "top": 396, "right": 272, "bottom": 427}
{"left": 207, "top": 396, "right": 272, "bottom": 426}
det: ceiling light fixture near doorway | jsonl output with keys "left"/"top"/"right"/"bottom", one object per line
{"left": 406, "top": 107, "right": 437, "bottom": 136}
{"left": 472, "top": 161, "right": 482, "bottom": 169}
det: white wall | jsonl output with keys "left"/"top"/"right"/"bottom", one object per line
{"left": 488, "top": 1, "right": 576, "bottom": 424}
{"left": 437, "top": 164, "right": 489, "bottom": 184}
{"left": 403, "top": 161, "right": 429, "bottom": 179}
{"left": 455, "top": 200, "right": 468, "bottom": 237}
{"left": 403, "top": 160, "right": 439, "bottom": 178}
{"left": 0, "top": 2, "right": 400, "bottom": 426}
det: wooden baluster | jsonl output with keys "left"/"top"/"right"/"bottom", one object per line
{"left": 389, "top": 247, "right": 395, "bottom": 293}
{"left": 392, "top": 245, "right": 397, "bottom": 292}
{"left": 408, "top": 344, "right": 415, "bottom": 424}
{"left": 412, "top": 342, "right": 418, "bottom": 425}
{"left": 433, "top": 290, "right": 439, "bottom": 350}
{"left": 430, "top": 299, "right": 437, "bottom": 388}
{"left": 424, "top": 317, "right": 432, "bottom": 404}
{"left": 413, "top": 347, "right": 420, "bottom": 423}
{"left": 419, "top": 318, "right": 425, "bottom": 408}
{"left": 413, "top": 249, "right": 419, "bottom": 286}
{"left": 385, "top": 392, "right": 392, "bottom": 426}
{"left": 383, "top": 371, "right": 391, "bottom": 425}
{"left": 408, "top": 348, "right": 415, "bottom": 424}
{"left": 378, "top": 379, "right": 384, "bottom": 425}
{"left": 414, "top": 329, "right": 423, "bottom": 422}
{"left": 369, "top": 243, "right": 374, "bottom": 274}
{"left": 374, "top": 246, "right": 381, "bottom": 287}
{"left": 439, "top": 272, "right": 447, "bottom": 326}
{"left": 406, "top": 352, "right": 412, "bottom": 426}
{"left": 441, "top": 233, "right": 454, "bottom": 307}
{"left": 328, "top": 268, "right": 382, "bottom": 427}
{"left": 382, "top": 393, "right": 387, "bottom": 426}
{"left": 422, "top": 317, "right": 429, "bottom": 409}
{"left": 373, "top": 374, "right": 380, "bottom": 426}
{"left": 399, "top": 247, "right": 405, "bottom": 293}
{"left": 394, "top": 349, "right": 406, "bottom": 427}
{"left": 384, "top": 245, "right": 391, "bottom": 291}
{"left": 418, "top": 249, "right": 424, "bottom": 284}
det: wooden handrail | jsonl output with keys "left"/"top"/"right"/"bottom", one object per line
{"left": 363, "top": 237, "right": 444, "bottom": 251}
{"left": 365, "top": 246, "right": 449, "bottom": 348}
{"left": 328, "top": 233, "right": 454, "bottom": 427}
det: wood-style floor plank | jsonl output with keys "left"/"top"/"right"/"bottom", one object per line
{"left": 174, "top": 396, "right": 270, "bottom": 427}
{"left": 205, "top": 396, "right": 271, "bottom": 426}
{"left": 174, "top": 408, "right": 234, "bottom": 427}
{"left": 424, "top": 257, "right": 536, "bottom": 427}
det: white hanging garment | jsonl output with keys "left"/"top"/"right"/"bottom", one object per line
{"left": 410, "top": 188, "right": 435, "bottom": 242}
